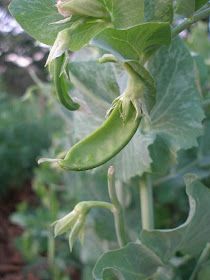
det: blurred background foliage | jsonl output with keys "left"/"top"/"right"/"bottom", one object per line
{"left": 0, "top": 2, "right": 210, "bottom": 280}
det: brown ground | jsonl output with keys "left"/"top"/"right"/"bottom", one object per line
{"left": 0, "top": 182, "right": 40, "bottom": 280}
{"left": 0, "top": 183, "right": 80, "bottom": 280}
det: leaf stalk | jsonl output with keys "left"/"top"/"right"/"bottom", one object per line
{"left": 140, "top": 175, "right": 154, "bottom": 230}
{"left": 172, "top": 7, "right": 210, "bottom": 37}
{"left": 108, "top": 166, "right": 128, "bottom": 247}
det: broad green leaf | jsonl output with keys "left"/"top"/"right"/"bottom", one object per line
{"left": 153, "top": 266, "right": 177, "bottom": 280}
{"left": 70, "top": 61, "right": 119, "bottom": 107}
{"left": 195, "top": 0, "right": 209, "bottom": 10}
{"left": 176, "top": 0, "right": 195, "bottom": 17}
{"left": 114, "top": 132, "right": 155, "bottom": 182}
{"left": 141, "top": 177, "right": 210, "bottom": 262}
{"left": 144, "top": 0, "right": 173, "bottom": 23}
{"left": 120, "top": 38, "right": 205, "bottom": 182}
{"left": 149, "top": 135, "right": 176, "bottom": 175}
{"left": 102, "top": 0, "right": 144, "bottom": 29}
{"left": 199, "top": 119, "right": 210, "bottom": 164}
{"left": 93, "top": 242, "right": 163, "bottom": 280}
{"left": 47, "top": 19, "right": 109, "bottom": 63}
{"left": 66, "top": 20, "right": 109, "bottom": 52}
{"left": 152, "top": 117, "right": 210, "bottom": 192}
{"left": 93, "top": 23, "right": 171, "bottom": 62}
{"left": 193, "top": 54, "right": 209, "bottom": 88}
{"left": 68, "top": 60, "right": 119, "bottom": 140}
{"left": 176, "top": 0, "right": 209, "bottom": 17}
{"left": 148, "top": 38, "right": 205, "bottom": 152}
{"left": 9, "top": 0, "right": 70, "bottom": 45}
{"left": 198, "top": 261, "right": 210, "bottom": 280}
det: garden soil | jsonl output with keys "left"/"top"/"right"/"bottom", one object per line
{"left": 0, "top": 183, "right": 80, "bottom": 280}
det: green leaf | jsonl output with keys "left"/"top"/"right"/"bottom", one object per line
{"left": 9, "top": 0, "right": 70, "bottom": 45}
{"left": 149, "top": 135, "right": 176, "bottom": 175}
{"left": 102, "top": 0, "right": 144, "bottom": 29}
{"left": 176, "top": 0, "right": 195, "bottom": 17}
{"left": 70, "top": 61, "right": 119, "bottom": 107}
{"left": 69, "top": 60, "right": 119, "bottom": 127}
{"left": 66, "top": 20, "right": 109, "bottom": 52}
{"left": 198, "top": 261, "right": 210, "bottom": 280}
{"left": 141, "top": 177, "right": 210, "bottom": 262}
{"left": 195, "top": 0, "right": 209, "bottom": 10}
{"left": 114, "top": 132, "right": 155, "bottom": 182}
{"left": 148, "top": 38, "right": 205, "bottom": 152}
{"left": 67, "top": 60, "right": 119, "bottom": 140}
{"left": 47, "top": 19, "right": 109, "bottom": 63}
{"left": 93, "top": 242, "right": 163, "bottom": 280}
{"left": 93, "top": 23, "right": 171, "bottom": 62}
{"left": 144, "top": 0, "right": 173, "bottom": 23}
{"left": 176, "top": 0, "right": 209, "bottom": 17}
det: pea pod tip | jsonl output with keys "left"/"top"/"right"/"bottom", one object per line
{"left": 38, "top": 157, "right": 62, "bottom": 165}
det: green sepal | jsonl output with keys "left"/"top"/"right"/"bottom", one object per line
{"left": 53, "top": 210, "right": 78, "bottom": 237}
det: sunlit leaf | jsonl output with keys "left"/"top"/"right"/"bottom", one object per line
{"left": 141, "top": 177, "right": 210, "bottom": 261}
{"left": 9, "top": 0, "right": 70, "bottom": 45}
{"left": 93, "top": 242, "right": 163, "bottom": 280}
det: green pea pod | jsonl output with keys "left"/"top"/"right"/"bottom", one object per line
{"left": 52, "top": 54, "right": 80, "bottom": 111}
{"left": 59, "top": 100, "right": 141, "bottom": 171}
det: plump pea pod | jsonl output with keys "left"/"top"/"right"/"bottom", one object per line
{"left": 52, "top": 54, "right": 80, "bottom": 111}
{"left": 59, "top": 100, "right": 141, "bottom": 171}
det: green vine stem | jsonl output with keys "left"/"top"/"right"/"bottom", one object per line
{"left": 189, "top": 243, "right": 210, "bottom": 280}
{"left": 83, "top": 201, "right": 114, "bottom": 211}
{"left": 108, "top": 166, "right": 128, "bottom": 247}
{"left": 172, "top": 6, "right": 210, "bottom": 37}
{"left": 47, "top": 184, "right": 59, "bottom": 280}
{"left": 48, "top": 229, "right": 58, "bottom": 280}
{"left": 140, "top": 174, "right": 154, "bottom": 230}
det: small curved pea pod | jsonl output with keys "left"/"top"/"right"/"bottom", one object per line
{"left": 59, "top": 100, "right": 141, "bottom": 171}
{"left": 52, "top": 54, "right": 80, "bottom": 111}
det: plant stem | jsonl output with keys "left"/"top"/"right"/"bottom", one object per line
{"left": 140, "top": 175, "right": 154, "bottom": 230}
{"left": 48, "top": 228, "right": 58, "bottom": 280}
{"left": 108, "top": 166, "right": 128, "bottom": 247}
{"left": 172, "top": 6, "right": 210, "bottom": 37}
{"left": 85, "top": 201, "right": 114, "bottom": 212}
{"left": 189, "top": 243, "right": 210, "bottom": 280}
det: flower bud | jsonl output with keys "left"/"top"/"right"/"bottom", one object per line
{"left": 53, "top": 202, "right": 90, "bottom": 250}
{"left": 69, "top": 214, "right": 86, "bottom": 251}
{"left": 54, "top": 210, "right": 78, "bottom": 237}
{"left": 56, "top": 0, "right": 108, "bottom": 18}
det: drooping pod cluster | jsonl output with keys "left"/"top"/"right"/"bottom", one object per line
{"left": 42, "top": 57, "right": 152, "bottom": 170}
{"left": 39, "top": 0, "right": 172, "bottom": 171}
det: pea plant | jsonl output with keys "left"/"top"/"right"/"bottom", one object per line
{"left": 9, "top": 0, "right": 210, "bottom": 279}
